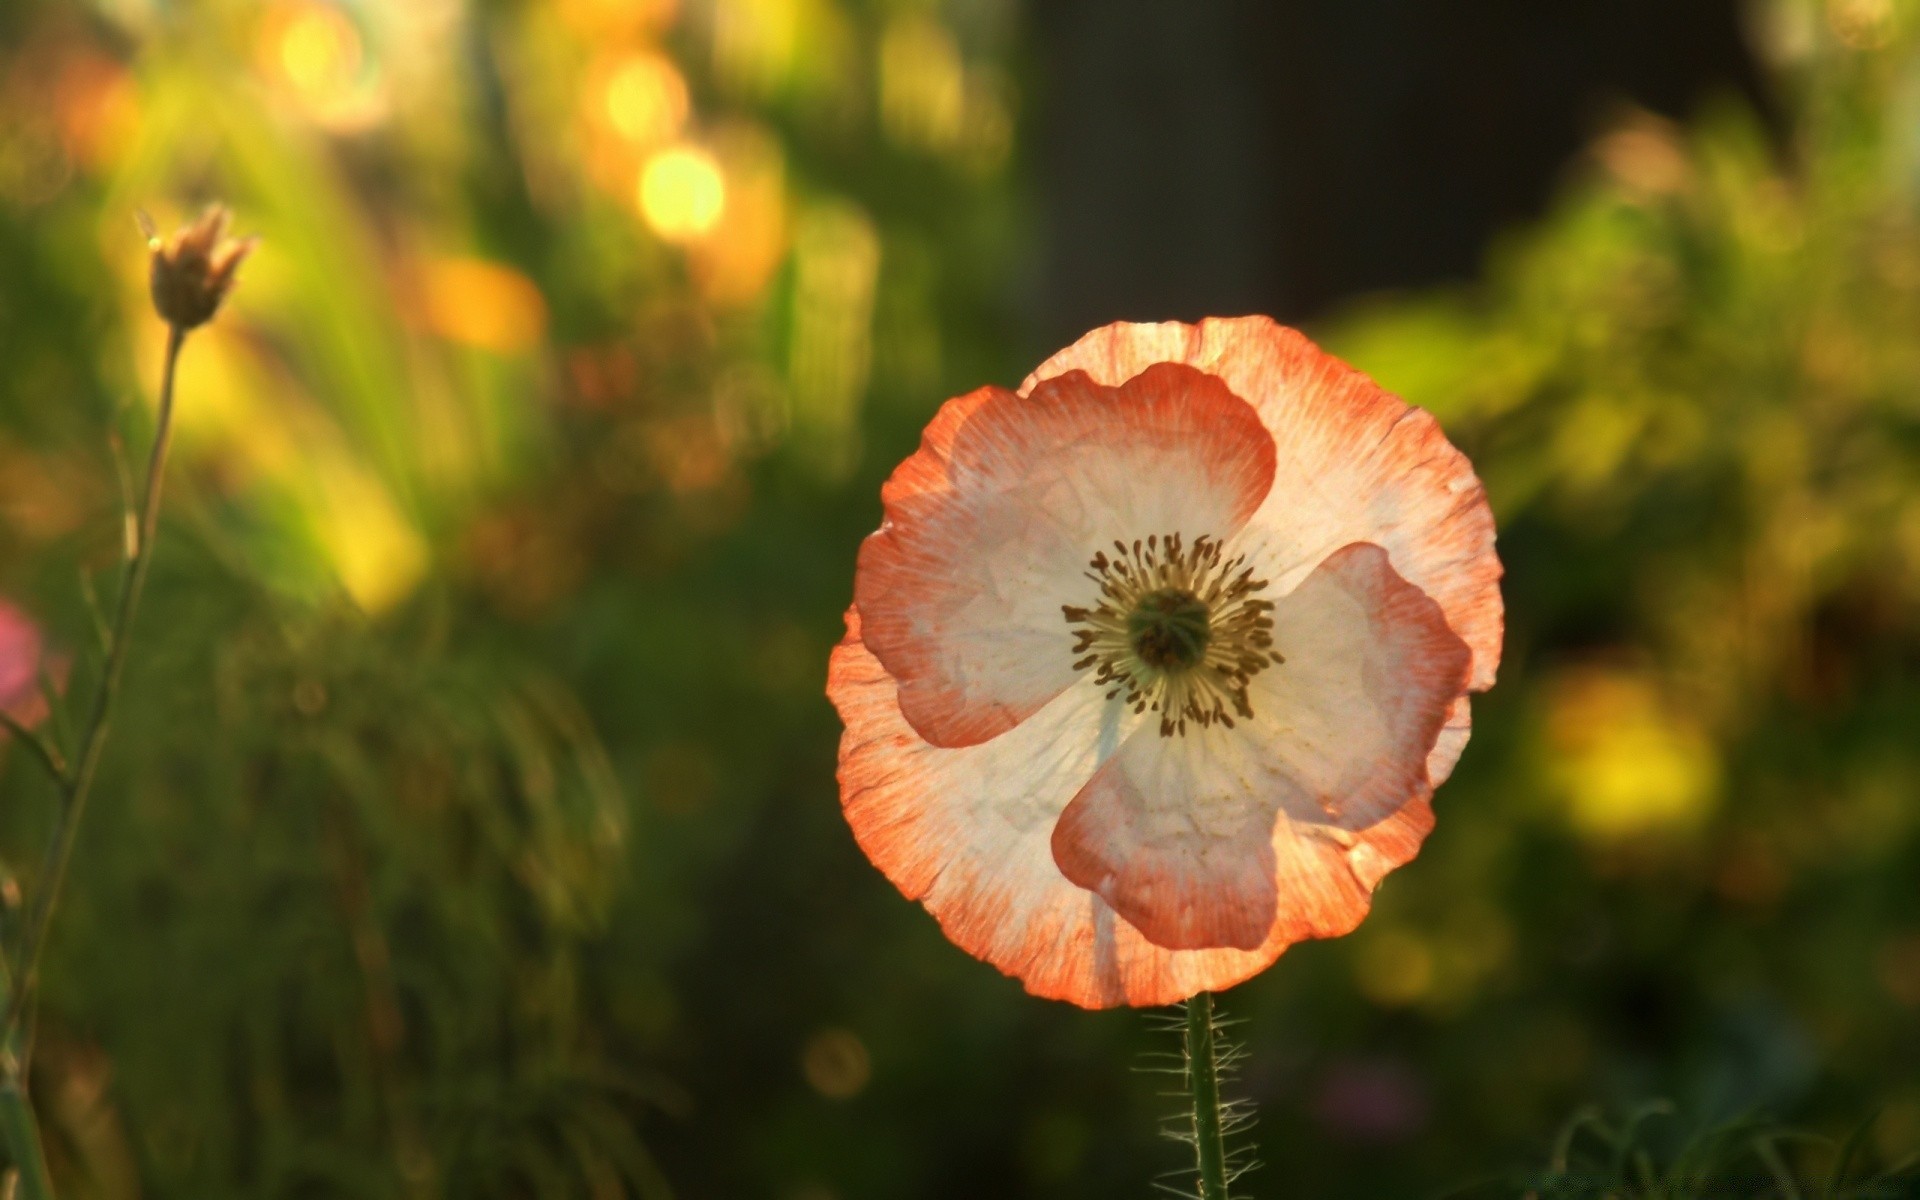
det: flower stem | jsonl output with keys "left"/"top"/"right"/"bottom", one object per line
{"left": 0, "top": 324, "right": 188, "bottom": 1197}
{"left": 1185, "top": 992, "right": 1231, "bottom": 1200}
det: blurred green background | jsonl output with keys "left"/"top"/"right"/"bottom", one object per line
{"left": 1, "top": 0, "right": 1918, "bottom": 1196}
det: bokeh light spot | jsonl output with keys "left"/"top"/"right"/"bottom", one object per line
{"left": 1545, "top": 666, "right": 1720, "bottom": 841}
{"left": 257, "top": 0, "right": 386, "bottom": 130}
{"left": 1828, "top": 0, "right": 1895, "bottom": 47}
{"left": 1355, "top": 929, "right": 1434, "bottom": 1007}
{"left": 313, "top": 461, "right": 429, "bottom": 614}
{"left": 800, "top": 1028, "right": 870, "bottom": 1100}
{"left": 690, "top": 125, "right": 788, "bottom": 305}
{"left": 421, "top": 257, "right": 548, "bottom": 353}
{"left": 879, "top": 14, "right": 965, "bottom": 152}
{"left": 639, "top": 144, "right": 726, "bottom": 242}
{"left": 787, "top": 200, "right": 879, "bottom": 475}
{"left": 1878, "top": 933, "right": 1920, "bottom": 1007}
{"left": 559, "top": 0, "right": 679, "bottom": 38}
{"left": 277, "top": 3, "right": 363, "bottom": 98}
{"left": 1312, "top": 1056, "right": 1430, "bottom": 1144}
{"left": 605, "top": 52, "right": 689, "bottom": 145}
{"left": 712, "top": 0, "right": 800, "bottom": 96}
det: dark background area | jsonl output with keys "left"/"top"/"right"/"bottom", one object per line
{"left": 1032, "top": 0, "right": 1772, "bottom": 332}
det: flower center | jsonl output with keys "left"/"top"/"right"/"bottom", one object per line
{"left": 1127, "top": 588, "right": 1211, "bottom": 670}
{"left": 1063, "top": 533, "right": 1284, "bottom": 737}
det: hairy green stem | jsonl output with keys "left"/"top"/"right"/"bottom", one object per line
{"left": 0, "top": 323, "right": 187, "bottom": 1197}
{"left": 1185, "top": 992, "right": 1230, "bottom": 1200}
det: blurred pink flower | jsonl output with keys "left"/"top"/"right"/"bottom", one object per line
{"left": 0, "top": 599, "right": 55, "bottom": 730}
{"left": 1312, "top": 1055, "right": 1429, "bottom": 1144}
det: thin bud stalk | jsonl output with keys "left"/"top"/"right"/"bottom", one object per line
{"left": 0, "top": 324, "right": 191, "bottom": 1200}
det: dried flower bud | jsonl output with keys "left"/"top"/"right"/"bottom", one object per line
{"left": 140, "top": 205, "right": 257, "bottom": 330}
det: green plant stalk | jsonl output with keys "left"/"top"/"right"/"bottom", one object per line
{"left": 1185, "top": 992, "right": 1230, "bottom": 1200}
{"left": 0, "top": 1080, "right": 52, "bottom": 1200}
{"left": 0, "top": 959, "right": 51, "bottom": 1200}
{"left": 0, "top": 323, "right": 187, "bottom": 1198}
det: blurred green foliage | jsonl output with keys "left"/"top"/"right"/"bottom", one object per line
{"left": 0, "top": 0, "right": 1918, "bottom": 1197}
{"left": 1469, "top": 1103, "right": 1916, "bottom": 1199}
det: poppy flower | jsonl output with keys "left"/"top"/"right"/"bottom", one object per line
{"left": 827, "top": 317, "right": 1502, "bottom": 1008}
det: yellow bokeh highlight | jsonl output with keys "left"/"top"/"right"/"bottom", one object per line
{"left": 1545, "top": 666, "right": 1721, "bottom": 840}
{"left": 879, "top": 14, "right": 965, "bottom": 153}
{"left": 133, "top": 322, "right": 427, "bottom": 615}
{"left": 55, "top": 54, "right": 142, "bottom": 173}
{"left": 1593, "top": 114, "right": 1690, "bottom": 199}
{"left": 312, "top": 458, "right": 430, "bottom": 614}
{"left": 257, "top": 1, "right": 388, "bottom": 131}
{"left": 420, "top": 256, "right": 549, "bottom": 353}
{"left": 691, "top": 125, "right": 788, "bottom": 305}
{"left": 1351, "top": 907, "right": 1515, "bottom": 1013}
{"left": 278, "top": 4, "right": 361, "bottom": 95}
{"left": 1355, "top": 929, "right": 1435, "bottom": 1007}
{"left": 788, "top": 199, "right": 879, "bottom": 474}
{"left": 712, "top": 0, "right": 801, "bottom": 96}
{"left": 557, "top": 0, "right": 678, "bottom": 38}
{"left": 957, "top": 74, "right": 1016, "bottom": 176}
{"left": 0, "top": 441, "right": 94, "bottom": 544}
{"left": 639, "top": 144, "right": 726, "bottom": 242}
{"left": 1828, "top": 0, "right": 1896, "bottom": 47}
{"left": 604, "top": 51, "right": 689, "bottom": 145}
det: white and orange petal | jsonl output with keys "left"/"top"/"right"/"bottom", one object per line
{"left": 855, "top": 362, "right": 1276, "bottom": 749}
{"left": 1048, "top": 543, "right": 1470, "bottom": 955}
{"left": 1023, "top": 316, "right": 1503, "bottom": 693}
